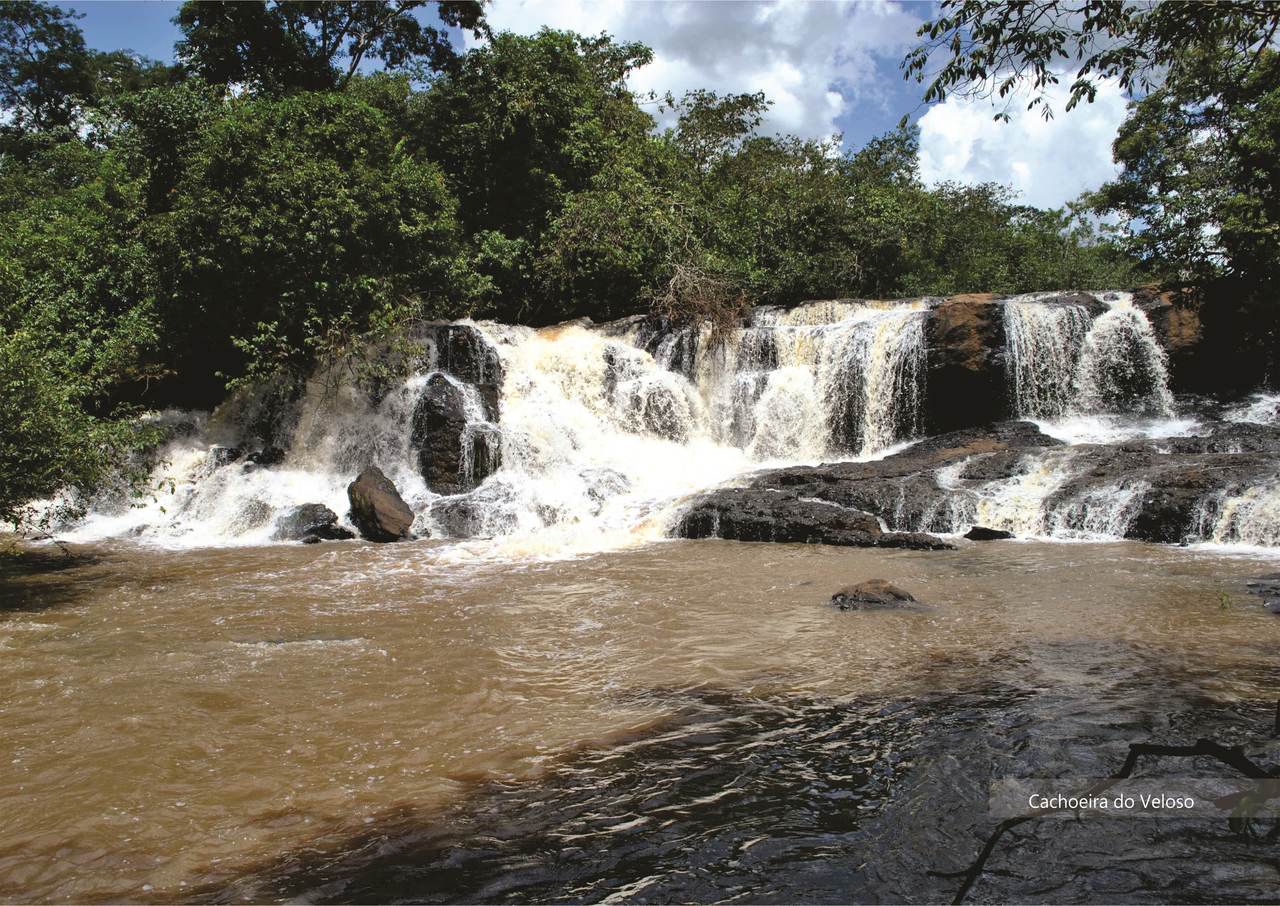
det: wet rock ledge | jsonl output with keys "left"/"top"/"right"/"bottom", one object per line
{"left": 671, "top": 419, "right": 1280, "bottom": 549}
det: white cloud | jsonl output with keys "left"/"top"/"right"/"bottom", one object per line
{"left": 471, "top": 0, "right": 924, "bottom": 142}
{"left": 917, "top": 76, "right": 1130, "bottom": 209}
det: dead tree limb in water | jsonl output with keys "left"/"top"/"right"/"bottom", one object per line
{"left": 935, "top": 737, "right": 1278, "bottom": 905}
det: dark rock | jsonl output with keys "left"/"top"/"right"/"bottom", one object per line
{"left": 300, "top": 535, "right": 322, "bottom": 545}
{"left": 463, "top": 423, "right": 503, "bottom": 488}
{"left": 923, "top": 294, "right": 1008, "bottom": 433}
{"left": 412, "top": 374, "right": 472, "bottom": 496}
{"left": 964, "top": 526, "right": 1013, "bottom": 541}
{"left": 1039, "top": 291, "right": 1108, "bottom": 317}
{"left": 830, "top": 580, "right": 921, "bottom": 610}
{"left": 208, "top": 446, "right": 243, "bottom": 468}
{"left": 247, "top": 447, "right": 286, "bottom": 466}
{"left": 347, "top": 467, "right": 415, "bottom": 542}
{"left": 675, "top": 488, "right": 952, "bottom": 550}
{"left": 272, "top": 504, "right": 354, "bottom": 542}
{"left": 429, "top": 325, "right": 504, "bottom": 419}
{"left": 750, "top": 421, "right": 1059, "bottom": 534}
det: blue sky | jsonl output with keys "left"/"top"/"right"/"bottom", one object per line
{"left": 73, "top": 0, "right": 1129, "bottom": 210}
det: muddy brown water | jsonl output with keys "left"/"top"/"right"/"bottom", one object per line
{"left": 2, "top": 539, "right": 1279, "bottom": 903}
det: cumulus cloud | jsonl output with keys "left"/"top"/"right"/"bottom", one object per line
{"left": 917, "top": 77, "right": 1131, "bottom": 209}
{"left": 471, "top": 0, "right": 924, "bottom": 141}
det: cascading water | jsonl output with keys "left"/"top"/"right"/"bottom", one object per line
{"left": 1004, "top": 294, "right": 1093, "bottom": 418}
{"left": 49, "top": 291, "right": 1280, "bottom": 555}
{"left": 1004, "top": 291, "right": 1174, "bottom": 422}
{"left": 1072, "top": 293, "right": 1175, "bottom": 417}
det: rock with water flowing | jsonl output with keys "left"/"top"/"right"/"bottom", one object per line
{"left": 427, "top": 324, "right": 504, "bottom": 417}
{"left": 923, "top": 293, "right": 1009, "bottom": 431}
{"left": 271, "top": 504, "right": 353, "bottom": 542}
{"left": 412, "top": 373, "right": 501, "bottom": 495}
{"left": 675, "top": 488, "right": 952, "bottom": 550}
{"left": 347, "top": 467, "right": 415, "bottom": 542}
{"left": 412, "top": 374, "right": 470, "bottom": 495}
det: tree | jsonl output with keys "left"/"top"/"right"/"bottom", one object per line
{"left": 0, "top": 330, "right": 155, "bottom": 531}
{"left": 150, "top": 86, "right": 466, "bottom": 399}
{"left": 667, "top": 88, "right": 770, "bottom": 175}
{"left": 410, "top": 29, "right": 657, "bottom": 320}
{"left": 903, "top": 0, "right": 1280, "bottom": 120}
{"left": 174, "top": 0, "right": 487, "bottom": 93}
{"left": 0, "top": 1, "right": 93, "bottom": 134}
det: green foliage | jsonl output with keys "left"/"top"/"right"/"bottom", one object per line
{"left": 904, "top": 0, "right": 1280, "bottom": 121}
{"left": 0, "top": 0, "right": 93, "bottom": 134}
{"left": 149, "top": 86, "right": 466, "bottom": 394}
{"left": 175, "top": 0, "right": 487, "bottom": 93}
{"left": 0, "top": 330, "right": 157, "bottom": 530}
{"left": 1092, "top": 46, "right": 1280, "bottom": 286}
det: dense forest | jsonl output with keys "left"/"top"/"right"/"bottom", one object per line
{"left": 2, "top": 0, "right": 1277, "bottom": 531}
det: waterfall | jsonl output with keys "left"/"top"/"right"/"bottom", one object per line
{"left": 1004, "top": 295, "right": 1093, "bottom": 418}
{"left": 1004, "top": 291, "right": 1174, "bottom": 420}
{"left": 1072, "top": 293, "right": 1174, "bottom": 416}
{"left": 50, "top": 291, "right": 1279, "bottom": 555}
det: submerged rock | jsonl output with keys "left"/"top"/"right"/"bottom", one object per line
{"left": 965, "top": 526, "right": 1013, "bottom": 541}
{"left": 830, "top": 580, "right": 921, "bottom": 610}
{"left": 347, "top": 467, "right": 415, "bottom": 542}
{"left": 272, "top": 504, "right": 353, "bottom": 542}
{"left": 1244, "top": 574, "right": 1280, "bottom": 613}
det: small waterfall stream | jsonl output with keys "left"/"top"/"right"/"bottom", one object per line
{"left": 1004, "top": 291, "right": 1174, "bottom": 419}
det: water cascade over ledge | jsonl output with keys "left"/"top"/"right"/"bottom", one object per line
{"left": 52, "top": 291, "right": 1280, "bottom": 557}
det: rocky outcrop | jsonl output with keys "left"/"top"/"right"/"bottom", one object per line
{"left": 1047, "top": 445, "right": 1278, "bottom": 544}
{"left": 272, "top": 504, "right": 354, "bottom": 542}
{"left": 429, "top": 324, "right": 504, "bottom": 419}
{"left": 671, "top": 417, "right": 1279, "bottom": 549}
{"left": 411, "top": 372, "right": 503, "bottom": 497}
{"left": 674, "top": 488, "right": 952, "bottom": 550}
{"left": 830, "top": 580, "right": 921, "bottom": 610}
{"left": 347, "top": 467, "right": 415, "bottom": 542}
{"left": 922, "top": 294, "right": 1008, "bottom": 433}
{"left": 412, "top": 374, "right": 470, "bottom": 495}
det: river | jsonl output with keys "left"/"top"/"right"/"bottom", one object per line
{"left": 3, "top": 538, "right": 1278, "bottom": 903}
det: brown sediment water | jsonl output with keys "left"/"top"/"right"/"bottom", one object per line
{"left": 1, "top": 538, "right": 1279, "bottom": 903}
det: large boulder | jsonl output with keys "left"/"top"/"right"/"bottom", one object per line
{"left": 674, "top": 488, "right": 952, "bottom": 550}
{"left": 347, "top": 467, "right": 415, "bottom": 542}
{"left": 272, "top": 504, "right": 353, "bottom": 542}
{"left": 413, "top": 374, "right": 470, "bottom": 495}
